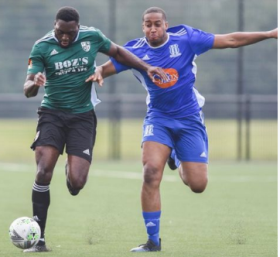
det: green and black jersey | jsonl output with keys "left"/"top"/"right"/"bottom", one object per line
{"left": 27, "top": 25, "right": 111, "bottom": 113}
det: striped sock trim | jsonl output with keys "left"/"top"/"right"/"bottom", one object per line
{"left": 33, "top": 182, "right": 50, "bottom": 192}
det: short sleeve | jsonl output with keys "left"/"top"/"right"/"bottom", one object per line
{"left": 27, "top": 44, "right": 44, "bottom": 75}
{"left": 189, "top": 28, "right": 214, "bottom": 55}
{"left": 95, "top": 29, "right": 112, "bottom": 53}
{"left": 110, "top": 56, "right": 130, "bottom": 74}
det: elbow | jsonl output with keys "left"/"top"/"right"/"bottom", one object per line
{"left": 228, "top": 40, "right": 239, "bottom": 48}
{"left": 230, "top": 43, "right": 240, "bottom": 49}
{"left": 23, "top": 88, "right": 31, "bottom": 98}
{"left": 23, "top": 89, "right": 29, "bottom": 98}
{"left": 24, "top": 93, "right": 32, "bottom": 98}
{"left": 24, "top": 89, "right": 36, "bottom": 98}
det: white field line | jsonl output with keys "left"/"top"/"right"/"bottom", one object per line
{"left": 0, "top": 162, "right": 276, "bottom": 183}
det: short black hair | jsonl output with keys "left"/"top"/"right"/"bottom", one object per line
{"left": 142, "top": 7, "right": 167, "bottom": 21}
{"left": 56, "top": 6, "right": 80, "bottom": 23}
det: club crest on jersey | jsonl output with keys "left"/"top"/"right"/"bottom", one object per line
{"left": 81, "top": 41, "right": 91, "bottom": 52}
{"left": 169, "top": 44, "right": 181, "bottom": 58}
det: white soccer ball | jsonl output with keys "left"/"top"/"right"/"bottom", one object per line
{"left": 9, "top": 217, "right": 41, "bottom": 249}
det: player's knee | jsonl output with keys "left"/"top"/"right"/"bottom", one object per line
{"left": 36, "top": 168, "right": 53, "bottom": 184}
{"left": 189, "top": 178, "right": 208, "bottom": 193}
{"left": 70, "top": 176, "right": 87, "bottom": 190}
{"left": 143, "top": 163, "right": 161, "bottom": 186}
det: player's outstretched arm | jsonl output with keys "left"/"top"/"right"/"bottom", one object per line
{"left": 213, "top": 28, "right": 278, "bottom": 49}
{"left": 24, "top": 72, "right": 46, "bottom": 98}
{"left": 104, "top": 42, "right": 168, "bottom": 82}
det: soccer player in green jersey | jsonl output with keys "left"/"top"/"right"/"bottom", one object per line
{"left": 23, "top": 6, "right": 167, "bottom": 253}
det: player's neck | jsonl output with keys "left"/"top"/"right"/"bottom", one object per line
{"left": 147, "top": 34, "right": 169, "bottom": 48}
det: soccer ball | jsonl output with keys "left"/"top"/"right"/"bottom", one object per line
{"left": 9, "top": 217, "right": 41, "bottom": 249}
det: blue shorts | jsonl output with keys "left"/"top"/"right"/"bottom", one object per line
{"left": 142, "top": 112, "right": 208, "bottom": 163}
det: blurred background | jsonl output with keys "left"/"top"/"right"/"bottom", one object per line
{"left": 0, "top": 0, "right": 277, "bottom": 161}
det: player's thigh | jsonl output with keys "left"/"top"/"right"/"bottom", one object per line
{"left": 35, "top": 145, "right": 60, "bottom": 184}
{"left": 180, "top": 161, "right": 208, "bottom": 192}
{"left": 142, "top": 141, "right": 171, "bottom": 166}
{"left": 66, "top": 110, "right": 97, "bottom": 163}
{"left": 142, "top": 141, "right": 171, "bottom": 184}
{"left": 67, "top": 155, "right": 90, "bottom": 185}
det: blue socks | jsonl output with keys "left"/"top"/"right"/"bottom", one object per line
{"left": 143, "top": 211, "right": 161, "bottom": 246}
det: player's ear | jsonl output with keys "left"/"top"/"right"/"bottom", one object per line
{"left": 165, "top": 21, "right": 169, "bottom": 30}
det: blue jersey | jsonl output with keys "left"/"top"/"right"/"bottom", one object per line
{"left": 111, "top": 25, "right": 214, "bottom": 118}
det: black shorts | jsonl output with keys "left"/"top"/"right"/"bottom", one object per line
{"left": 31, "top": 107, "right": 97, "bottom": 163}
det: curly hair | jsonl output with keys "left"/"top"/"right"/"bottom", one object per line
{"left": 56, "top": 6, "right": 80, "bottom": 23}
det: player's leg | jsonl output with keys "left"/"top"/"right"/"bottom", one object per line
{"left": 24, "top": 107, "right": 66, "bottom": 253}
{"left": 131, "top": 141, "right": 170, "bottom": 252}
{"left": 131, "top": 117, "right": 173, "bottom": 252}
{"left": 24, "top": 146, "right": 60, "bottom": 253}
{"left": 175, "top": 112, "right": 209, "bottom": 192}
{"left": 141, "top": 141, "right": 169, "bottom": 212}
{"left": 178, "top": 162, "right": 208, "bottom": 192}
{"left": 65, "top": 109, "right": 97, "bottom": 196}
{"left": 33, "top": 146, "right": 59, "bottom": 238}
{"left": 65, "top": 155, "right": 90, "bottom": 195}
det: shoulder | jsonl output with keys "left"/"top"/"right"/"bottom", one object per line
{"left": 167, "top": 24, "right": 206, "bottom": 39}
{"left": 79, "top": 25, "right": 107, "bottom": 38}
{"left": 167, "top": 25, "right": 192, "bottom": 36}
{"left": 31, "top": 31, "right": 55, "bottom": 54}
{"left": 123, "top": 37, "right": 147, "bottom": 49}
{"left": 79, "top": 25, "right": 100, "bottom": 33}
{"left": 34, "top": 31, "right": 55, "bottom": 46}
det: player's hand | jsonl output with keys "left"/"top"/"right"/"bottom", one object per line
{"left": 270, "top": 28, "right": 278, "bottom": 39}
{"left": 147, "top": 66, "right": 168, "bottom": 83}
{"left": 33, "top": 72, "right": 46, "bottom": 87}
{"left": 85, "top": 67, "right": 104, "bottom": 86}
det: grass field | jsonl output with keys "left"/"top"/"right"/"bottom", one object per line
{"left": 0, "top": 160, "right": 277, "bottom": 257}
{"left": 0, "top": 119, "right": 277, "bottom": 162}
{"left": 0, "top": 119, "right": 277, "bottom": 256}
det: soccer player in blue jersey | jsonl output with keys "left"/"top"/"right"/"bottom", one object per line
{"left": 23, "top": 6, "right": 167, "bottom": 253}
{"left": 88, "top": 7, "right": 278, "bottom": 252}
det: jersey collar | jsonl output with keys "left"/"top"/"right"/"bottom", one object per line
{"left": 52, "top": 30, "right": 80, "bottom": 44}
{"left": 145, "top": 33, "right": 170, "bottom": 49}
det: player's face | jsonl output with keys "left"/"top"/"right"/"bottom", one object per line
{"left": 54, "top": 20, "right": 79, "bottom": 48}
{"left": 142, "top": 12, "right": 168, "bottom": 47}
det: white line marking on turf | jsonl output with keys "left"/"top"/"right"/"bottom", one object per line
{"left": 0, "top": 162, "right": 276, "bottom": 183}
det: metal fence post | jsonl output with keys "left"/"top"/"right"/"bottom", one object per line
{"left": 245, "top": 95, "right": 251, "bottom": 161}
{"left": 108, "top": 0, "right": 121, "bottom": 160}
{"left": 237, "top": 0, "right": 244, "bottom": 160}
{"left": 108, "top": 96, "right": 121, "bottom": 159}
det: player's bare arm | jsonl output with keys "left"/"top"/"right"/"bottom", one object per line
{"left": 85, "top": 61, "right": 116, "bottom": 86}
{"left": 24, "top": 72, "right": 46, "bottom": 98}
{"left": 105, "top": 42, "right": 168, "bottom": 82}
{"left": 213, "top": 28, "right": 278, "bottom": 49}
